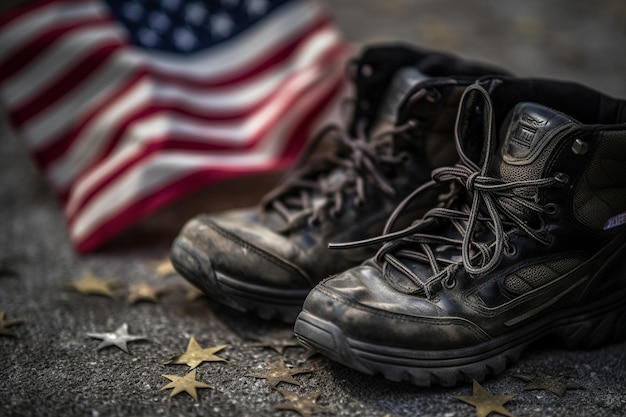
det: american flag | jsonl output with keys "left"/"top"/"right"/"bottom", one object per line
{"left": 0, "top": 0, "right": 348, "bottom": 252}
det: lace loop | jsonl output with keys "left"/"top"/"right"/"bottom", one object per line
{"left": 261, "top": 91, "right": 433, "bottom": 228}
{"left": 331, "top": 83, "right": 566, "bottom": 298}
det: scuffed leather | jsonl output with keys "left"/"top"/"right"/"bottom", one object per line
{"left": 305, "top": 265, "right": 491, "bottom": 349}
{"left": 301, "top": 94, "right": 626, "bottom": 352}
{"left": 181, "top": 147, "right": 440, "bottom": 291}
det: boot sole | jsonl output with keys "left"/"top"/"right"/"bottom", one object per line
{"left": 294, "top": 289, "right": 626, "bottom": 386}
{"left": 171, "top": 236, "right": 308, "bottom": 323}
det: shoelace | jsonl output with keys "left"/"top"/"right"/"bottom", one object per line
{"left": 261, "top": 89, "right": 435, "bottom": 229}
{"left": 330, "top": 84, "right": 568, "bottom": 297}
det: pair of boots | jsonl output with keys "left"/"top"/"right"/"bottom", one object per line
{"left": 170, "top": 44, "right": 626, "bottom": 387}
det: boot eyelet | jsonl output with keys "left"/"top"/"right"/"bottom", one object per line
{"left": 426, "top": 89, "right": 442, "bottom": 103}
{"left": 443, "top": 276, "right": 456, "bottom": 289}
{"left": 398, "top": 152, "right": 411, "bottom": 163}
{"left": 544, "top": 203, "right": 560, "bottom": 216}
{"left": 554, "top": 172, "right": 570, "bottom": 186}
{"left": 360, "top": 64, "right": 373, "bottom": 77}
{"left": 571, "top": 138, "right": 588, "bottom": 155}
{"left": 504, "top": 244, "right": 517, "bottom": 258}
{"left": 329, "top": 208, "right": 343, "bottom": 219}
{"left": 307, "top": 217, "right": 321, "bottom": 227}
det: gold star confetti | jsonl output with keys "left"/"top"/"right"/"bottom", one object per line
{"left": 513, "top": 372, "right": 583, "bottom": 397}
{"left": 451, "top": 380, "right": 517, "bottom": 417}
{"left": 0, "top": 310, "right": 24, "bottom": 336}
{"left": 127, "top": 282, "right": 164, "bottom": 304}
{"left": 67, "top": 271, "right": 117, "bottom": 298}
{"left": 246, "top": 359, "right": 317, "bottom": 387}
{"left": 153, "top": 257, "right": 177, "bottom": 278}
{"left": 167, "top": 336, "right": 228, "bottom": 369}
{"left": 271, "top": 388, "right": 333, "bottom": 417}
{"left": 86, "top": 323, "right": 147, "bottom": 354}
{"left": 249, "top": 337, "right": 302, "bottom": 355}
{"left": 161, "top": 369, "right": 211, "bottom": 401}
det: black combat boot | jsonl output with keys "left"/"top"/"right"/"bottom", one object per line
{"left": 170, "top": 44, "right": 509, "bottom": 322}
{"left": 294, "top": 77, "right": 626, "bottom": 385}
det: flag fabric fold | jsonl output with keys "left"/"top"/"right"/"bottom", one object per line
{"left": 0, "top": 0, "right": 349, "bottom": 251}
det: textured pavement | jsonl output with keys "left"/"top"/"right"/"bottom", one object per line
{"left": 2, "top": 1, "right": 626, "bottom": 416}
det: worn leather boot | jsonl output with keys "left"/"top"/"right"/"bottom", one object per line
{"left": 295, "top": 77, "right": 626, "bottom": 385}
{"left": 170, "top": 44, "right": 509, "bottom": 322}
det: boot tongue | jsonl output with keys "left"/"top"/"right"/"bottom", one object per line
{"left": 499, "top": 102, "right": 575, "bottom": 161}
{"left": 263, "top": 67, "right": 428, "bottom": 231}
{"left": 383, "top": 102, "right": 579, "bottom": 295}
{"left": 490, "top": 102, "right": 577, "bottom": 217}
{"left": 370, "top": 67, "right": 429, "bottom": 135}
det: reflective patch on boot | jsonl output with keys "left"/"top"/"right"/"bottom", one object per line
{"left": 604, "top": 211, "right": 626, "bottom": 230}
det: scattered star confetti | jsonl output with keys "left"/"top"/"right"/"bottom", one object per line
{"left": 167, "top": 336, "right": 228, "bottom": 369}
{"left": 68, "top": 271, "right": 117, "bottom": 298}
{"left": 246, "top": 359, "right": 318, "bottom": 387}
{"left": 248, "top": 337, "right": 302, "bottom": 354}
{"left": 86, "top": 323, "right": 147, "bottom": 354}
{"left": 0, "top": 310, "right": 24, "bottom": 336}
{"left": 451, "top": 380, "right": 517, "bottom": 417}
{"left": 127, "top": 282, "right": 164, "bottom": 304}
{"left": 513, "top": 372, "right": 583, "bottom": 397}
{"left": 161, "top": 369, "right": 211, "bottom": 401}
{"left": 153, "top": 257, "right": 177, "bottom": 278}
{"left": 271, "top": 388, "right": 333, "bottom": 417}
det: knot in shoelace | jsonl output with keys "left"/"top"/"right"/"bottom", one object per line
{"left": 261, "top": 91, "right": 432, "bottom": 228}
{"left": 330, "top": 84, "right": 567, "bottom": 297}
{"left": 425, "top": 161, "right": 560, "bottom": 276}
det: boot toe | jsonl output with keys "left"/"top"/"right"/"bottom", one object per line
{"left": 171, "top": 210, "right": 312, "bottom": 321}
{"left": 299, "top": 264, "right": 489, "bottom": 350}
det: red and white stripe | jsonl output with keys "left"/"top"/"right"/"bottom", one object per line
{"left": 0, "top": 0, "right": 349, "bottom": 251}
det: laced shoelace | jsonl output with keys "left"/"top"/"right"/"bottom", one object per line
{"left": 260, "top": 89, "right": 435, "bottom": 229}
{"left": 330, "top": 84, "right": 569, "bottom": 297}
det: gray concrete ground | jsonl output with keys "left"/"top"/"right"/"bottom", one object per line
{"left": 1, "top": 1, "right": 626, "bottom": 416}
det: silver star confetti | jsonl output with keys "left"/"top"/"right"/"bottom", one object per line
{"left": 86, "top": 323, "right": 147, "bottom": 354}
